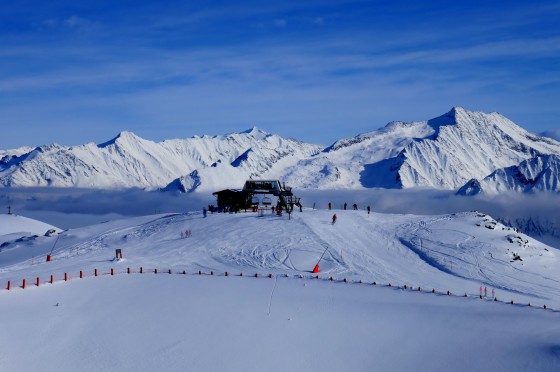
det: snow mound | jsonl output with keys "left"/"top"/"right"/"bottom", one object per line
{"left": 0, "top": 214, "right": 60, "bottom": 239}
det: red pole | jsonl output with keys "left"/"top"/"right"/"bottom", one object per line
{"left": 64, "top": 273, "right": 68, "bottom": 281}
{"left": 111, "top": 268, "right": 114, "bottom": 276}
{"left": 127, "top": 267, "right": 130, "bottom": 274}
{"left": 7, "top": 281, "right": 10, "bottom": 290}
{"left": 22, "top": 279, "right": 26, "bottom": 289}
{"left": 94, "top": 268, "right": 98, "bottom": 277}
{"left": 36, "top": 277, "right": 40, "bottom": 287}
{"left": 140, "top": 266, "right": 143, "bottom": 274}
{"left": 80, "top": 271, "right": 83, "bottom": 279}
{"left": 50, "top": 275, "right": 54, "bottom": 284}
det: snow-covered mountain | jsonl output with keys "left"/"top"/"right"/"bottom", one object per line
{"left": 0, "top": 128, "right": 321, "bottom": 190}
{"left": 1, "top": 107, "right": 559, "bottom": 193}
{"left": 282, "top": 107, "right": 560, "bottom": 190}
{"left": 457, "top": 155, "right": 560, "bottom": 195}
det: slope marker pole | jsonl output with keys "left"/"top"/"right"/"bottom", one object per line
{"left": 312, "top": 245, "right": 330, "bottom": 273}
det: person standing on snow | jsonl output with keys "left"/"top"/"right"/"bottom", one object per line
{"left": 367, "top": 206, "right": 371, "bottom": 215}
{"left": 332, "top": 214, "right": 337, "bottom": 225}
{"left": 328, "top": 202, "right": 332, "bottom": 210}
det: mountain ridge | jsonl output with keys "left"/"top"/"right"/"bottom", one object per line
{"left": 1, "top": 108, "right": 559, "bottom": 193}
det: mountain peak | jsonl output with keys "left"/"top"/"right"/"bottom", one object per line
{"left": 240, "top": 127, "right": 269, "bottom": 139}
{"left": 98, "top": 131, "right": 142, "bottom": 148}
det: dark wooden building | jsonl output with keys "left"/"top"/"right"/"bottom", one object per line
{"left": 212, "top": 189, "right": 251, "bottom": 212}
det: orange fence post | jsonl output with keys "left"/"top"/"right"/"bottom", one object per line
{"left": 36, "top": 277, "right": 40, "bottom": 287}
{"left": 7, "top": 281, "right": 10, "bottom": 290}
{"left": 22, "top": 279, "right": 26, "bottom": 289}
{"left": 50, "top": 275, "right": 54, "bottom": 284}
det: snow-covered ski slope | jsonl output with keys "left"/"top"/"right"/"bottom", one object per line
{"left": 2, "top": 274, "right": 560, "bottom": 372}
{"left": 2, "top": 209, "right": 559, "bottom": 307}
{"left": 2, "top": 210, "right": 560, "bottom": 371}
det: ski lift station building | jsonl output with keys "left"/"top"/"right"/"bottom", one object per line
{"left": 212, "top": 180, "right": 301, "bottom": 212}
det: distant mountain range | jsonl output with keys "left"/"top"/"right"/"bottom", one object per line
{"left": 1, "top": 107, "right": 559, "bottom": 194}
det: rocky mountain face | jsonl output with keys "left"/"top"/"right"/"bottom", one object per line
{"left": 1, "top": 107, "right": 559, "bottom": 193}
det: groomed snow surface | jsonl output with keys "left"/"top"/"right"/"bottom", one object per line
{"left": 1, "top": 210, "right": 560, "bottom": 371}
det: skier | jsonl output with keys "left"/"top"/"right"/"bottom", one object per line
{"left": 332, "top": 214, "right": 337, "bottom": 225}
{"left": 353, "top": 203, "right": 357, "bottom": 210}
{"left": 203, "top": 207, "right": 207, "bottom": 218}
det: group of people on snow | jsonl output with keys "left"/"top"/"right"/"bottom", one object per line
{"left": 328, "top": 202, "right": 371, "bottom": 215}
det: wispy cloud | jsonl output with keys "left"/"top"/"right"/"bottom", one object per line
{"left": 0, "top": 1, "right": 559, "bottom": 149}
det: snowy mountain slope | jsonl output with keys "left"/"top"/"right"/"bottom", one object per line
{"left": 282, "top": 120, "right": 435, "bottom": 189}
{"left": 163, "top": 132, "right": 321, "bottom": 192}
{"left": 1, "top": 209, "right": 558, "bottom": 307}
{"left": 457, "top": 154, "right": 560, "bottom": 195}
{"left": 0, "top": 128, "right": 321, "bottom": 189}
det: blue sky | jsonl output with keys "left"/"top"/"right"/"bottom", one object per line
{"left": 1, "top": 0, "right": 559, "bottom": 149}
